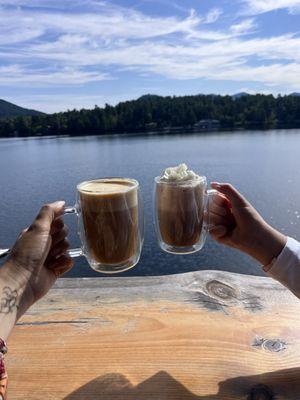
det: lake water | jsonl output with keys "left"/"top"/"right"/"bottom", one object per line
{"left": 1, "top": 130, "right": 300, "bottom": 278}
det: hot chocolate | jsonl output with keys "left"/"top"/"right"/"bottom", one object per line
{"left": 155, "top": 164, "right": 206, "bottom": 247}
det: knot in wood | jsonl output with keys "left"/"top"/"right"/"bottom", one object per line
{"left": 252, "top": 337, "right": 286, "bottom": 352}
{"left": 206, "top": 280, "right": 237, "bottom": 300}
{"left": 248, "top": 384, "right": 274, "bottom": 400}
{"left": 262, "top": 339, "right": 286, "bottom": 353}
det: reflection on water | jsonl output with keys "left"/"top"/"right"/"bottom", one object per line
{"left": 1, "top": 130, "right": 300, "bottom": 278}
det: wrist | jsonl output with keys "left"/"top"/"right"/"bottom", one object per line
{"left": 3, "top": 257, "right": 32, "bottom": 285}
{"left": 0, "top": 265, "right": 21, "bottom": 340}
{"left": 242, "top": 223, "right": 287, "bottom": 265}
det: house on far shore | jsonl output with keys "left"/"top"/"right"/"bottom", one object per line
{"left": 145, "top": 122, "right": 158, "bottom": 129}
{"left": 194, "top": 119, "right": 220, "bottom": 130}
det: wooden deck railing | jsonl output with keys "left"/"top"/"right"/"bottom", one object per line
{"left": 7, "top": 270, "right": 300, "bottom": 399}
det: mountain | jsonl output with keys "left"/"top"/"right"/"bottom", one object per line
{"left": 231, "top": 92, "right": 250, "bottom": 100}
{"left": 289, "top": 92, "right": 300, "bottom": 97}
{"left": 0, "top": 99, "right": 44, "bottom": 118}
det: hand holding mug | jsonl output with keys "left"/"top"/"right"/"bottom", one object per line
{"left": 209, "top": 182, "right": 287, "bottom": 266}
{"left": 4, "top": 201, "right": 73, "bottom": 319}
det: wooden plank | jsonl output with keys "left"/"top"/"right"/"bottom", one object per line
{"left": 6, "top": 270, "right": 300, "bottom": 400}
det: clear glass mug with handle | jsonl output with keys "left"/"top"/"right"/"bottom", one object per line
{"left": 0, "top": 178, "right": 145, "bottom": 273}
{"left": 154, "top": 175, "right": 216, "bottom": 254}
{"left": 64, "top": 177, "right": 144, "bottom": 273}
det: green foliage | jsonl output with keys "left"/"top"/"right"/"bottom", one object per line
{"left": 1, "top": 94, "right": 300, "bottom": 138}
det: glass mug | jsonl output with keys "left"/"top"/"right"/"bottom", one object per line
{"left": 65, "top": 177, "right": 144, "bottom": 273}
{"left": 154, "top": 175, "right": 216, "bottom": 254}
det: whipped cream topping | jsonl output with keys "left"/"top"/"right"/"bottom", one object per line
{"left": 159, "top": 163, "right": 201, "bottom": 182}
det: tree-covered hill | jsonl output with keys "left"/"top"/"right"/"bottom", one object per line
{"left": 1, "top": 93, "right": 300, "bottom": 138}
{"left": 0, "top": 99, "right": 44, "bottom": 119}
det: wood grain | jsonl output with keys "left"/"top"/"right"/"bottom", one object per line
{"left": 6, "top": 271, "right": 300, "bottom": 399}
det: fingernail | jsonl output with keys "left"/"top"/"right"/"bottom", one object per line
{"left": 55, "top": 201, "right": 66, "bottom": 207}
{"left": 211, "top": 182, "right": 221, "bottom": 188}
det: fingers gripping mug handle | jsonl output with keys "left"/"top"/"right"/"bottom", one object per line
{"left": 0, "top": 207, "right": 83, "bottom": 260}
{"left": 205, "top": 189, "right": 219, "bottom": 231}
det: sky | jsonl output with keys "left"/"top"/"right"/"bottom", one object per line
{"left": 1, "top": 0, "right": 300, "bottom": 113}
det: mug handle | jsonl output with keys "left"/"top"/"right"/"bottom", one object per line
{"left": 63, "top": 205, "right": 83, "bottom": 258}
{"left": 0, "top": 206, "right": 83, "bottom": 260}
{"left": 205, "top": 189, "right": 219, "bottom": 231}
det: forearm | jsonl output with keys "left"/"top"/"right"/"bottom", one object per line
{"left": 241, "top": 222, "right": 287, "bottom": 266}
{"left": 0, "top": 262, "right": 30, "bottom": 340}
{"left": 0, "top": 279, "right": 18, "bottom": 341}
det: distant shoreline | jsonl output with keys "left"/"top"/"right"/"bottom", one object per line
{"left": 1, "top": 94, "right": 300, "bottom": 139}
{"left": 1, "top": 126, "right": 300, "bottom": 141}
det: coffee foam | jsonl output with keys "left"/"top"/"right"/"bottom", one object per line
{"left": 79, "top": 179, "right": 138, "bottom": 211}
{"left": 78, "top": 180, "right": 135, "bottom": 194}
{"left": 159, "top": 163, "right": 201, "bottom": 183}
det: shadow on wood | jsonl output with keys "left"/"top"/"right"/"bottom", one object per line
{"left": 63, "top": 368, "right": 300, "bottom": 400}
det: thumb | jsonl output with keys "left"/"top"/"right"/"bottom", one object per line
{"left": 30, "top": 201, "right": 65, "bottom": 232}
{"left": 210, "top": 183, "right": 249, "bottom": 207}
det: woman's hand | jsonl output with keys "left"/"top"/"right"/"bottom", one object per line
{"left": 209, "top": 183, "right": 287, "bottom": 266}
{"left": 1, "top": 201, "right": 73, "bottom": 322}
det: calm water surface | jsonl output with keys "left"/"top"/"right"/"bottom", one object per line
{"left": 1, "top": 130, "right": 300, "bottom": 278}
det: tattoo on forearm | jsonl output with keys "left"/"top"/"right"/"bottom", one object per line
{"left": 0, "top": 287, "right": 18, "bottom": 314}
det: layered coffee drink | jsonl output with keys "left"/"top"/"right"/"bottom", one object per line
{"left": 155, "top": 164, "right": 206, "bottom": 248}
{"left": 78, "top": 179, "right": 139, "bottom": 265}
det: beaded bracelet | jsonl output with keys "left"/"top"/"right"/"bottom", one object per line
{"left": 0, "top": 339, "right": 8, "bottom": 400}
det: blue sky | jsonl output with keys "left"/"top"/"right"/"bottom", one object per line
{"left": 1, "top": 0, "right": 300, "bottom": 113}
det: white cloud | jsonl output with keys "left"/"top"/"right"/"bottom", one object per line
{"left": 16, "top": 34, "right": 300, "bottom": 84}
{"left": 230, "top": 18, "right": 257, "bottom": 34}
{"left": 0, "top": 4, "right": 203, "bottom": 42}
{"left": 0, "top": 2, "right": 250, "bottom": 88}
{"left": 0, "top": 0, "right": 300, "bottom": 101}
{"left": 242, "top": 0, "right": 300, "bottom": 14}
{"left": 203, "top": 8, "right": 223, "bottom": 23}
{"left": 0, "top": 0, "right": 106, "bottom": 8}
{"left": 210, "top": 63, "right": 300, "bottom": 87}
{"left": 0, "top": 65, "right": 110, "bottom": 86}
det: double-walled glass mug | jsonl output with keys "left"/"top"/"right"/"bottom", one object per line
{"left": 154, "top": 175, "right": 215, "bottom": 254}
{"left": 64, "top": 177, "right": 144, "bottom": 273}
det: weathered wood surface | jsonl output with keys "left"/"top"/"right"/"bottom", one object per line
{"left": 7, "top": 270, "right": 300, "bottom": 399}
